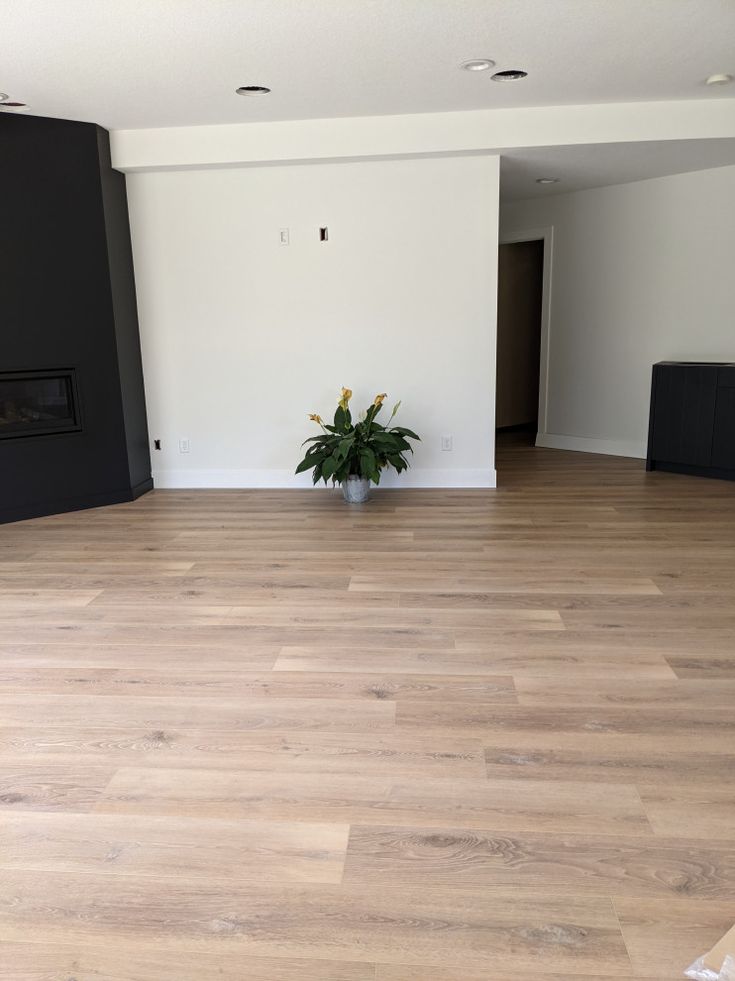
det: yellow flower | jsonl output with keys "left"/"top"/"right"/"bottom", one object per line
{"left": 308, "top": 413, "right": 323, "bottom": 424}
{"left": 338, "top": 387, "right": 353, "bottom": 410}
{"left": 373, "top": 393, "right": 387, "bottom": 407}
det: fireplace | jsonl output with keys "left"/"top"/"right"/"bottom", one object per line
{"left": 0, "top": 369, "right": 82, "bottom": 440}
{"left": 1, "top": 114, "right": 151, "bottom": 524}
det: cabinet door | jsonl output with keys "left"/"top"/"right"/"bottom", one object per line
{"left": 712, "top": 385, "right": 735, "bottom": 470}
{"left": 650, "top": 365, "right": 718, "bottom": 466}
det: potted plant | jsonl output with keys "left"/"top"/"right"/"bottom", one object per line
{"left": 296, "top": 388, "right": 420, "bottom": 502}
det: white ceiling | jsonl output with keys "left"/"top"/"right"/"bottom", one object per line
{"left": 1, "top": 0, "right": 734, "bottom": 130}
{"left": 501, "top": 138, "right": 735, "bottom": 200}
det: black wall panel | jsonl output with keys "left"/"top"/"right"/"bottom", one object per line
{"left": 0, "top": 113, "right": 151, "bottom": 523}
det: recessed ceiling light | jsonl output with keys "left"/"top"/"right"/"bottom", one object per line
{"left": 705, "top": 73, "right": 733, "bottom": 86}
{"left": 460, "top": 59, "right": 495, "bottom": 72}
{"left": 0, "top": 101, "right": 29, "bottom": 112}
{"left": 536, "top": 177, "right": 559, "bottom": 184}
{"left": 236, "top": 85, "right": 271, "bottom": 96}
{"left": 491, "top": 69, "right": 528, "bottom": 81}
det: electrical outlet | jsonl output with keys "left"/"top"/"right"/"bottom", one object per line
{"left": 179, "top": 438, "right": 190, "bottom": 454}
{"left": 279, "top": 228, "right": 290, "bottom": 246}
{"left": 441, "top": 435, "right": 453, "bottom": 452}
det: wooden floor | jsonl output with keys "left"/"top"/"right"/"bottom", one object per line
{"left": 1, "top": 437, "right": 735, "bottom": 980}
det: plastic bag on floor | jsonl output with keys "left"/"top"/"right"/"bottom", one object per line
{"left": 686, "top": 951, "right": 735, "bottom": 980}
{"left": 685, "top": 958, "right": 720, "bottom": 981}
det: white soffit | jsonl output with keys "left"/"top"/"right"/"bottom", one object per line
{"left": 500, "top": 138, "right": 735, "bottom": 200}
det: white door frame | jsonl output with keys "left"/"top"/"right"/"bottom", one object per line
{"left": 498, "top": 226, "right": 554, "bottom": 442}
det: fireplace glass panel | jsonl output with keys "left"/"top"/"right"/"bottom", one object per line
{"left": 0, "top": 370, "right": 81, "bottom": 439}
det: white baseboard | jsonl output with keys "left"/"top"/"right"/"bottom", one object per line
{"left": 535, "top": 432, "right": 647, "bottom": 460}
{"left": 152, "top": 467, "right": 497, "bottom": 489}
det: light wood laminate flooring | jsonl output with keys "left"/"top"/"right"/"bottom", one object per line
{"left": 1, "top": 437, "right": 734, "bottom": 979}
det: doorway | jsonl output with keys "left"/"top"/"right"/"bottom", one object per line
{"left": 496, "top": 239, "right": 544, "bottom": 446}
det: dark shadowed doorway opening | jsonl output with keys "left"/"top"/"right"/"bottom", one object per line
{"left": 496, "top": 239, "right": 544, "bottom": 446}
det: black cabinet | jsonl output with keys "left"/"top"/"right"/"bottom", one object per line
{"left": 712, "top": 382, "right": 735, "bottom": 470}
{"left": 647, "top": 362, "right": 735, "bottom": 481}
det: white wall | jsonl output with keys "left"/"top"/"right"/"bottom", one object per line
{"left": 501, "top": 163, "right": 735, "bottom": 459}
{"left": 128, "top": 154, "right": 499, "bottom": 488}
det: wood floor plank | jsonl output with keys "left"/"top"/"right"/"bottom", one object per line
{"left": 350, "top": 573, "right": 662, "bottom": 595}
{"left": 275, "top": 645, "right": 678, "bottom": 679}
{"left": 0, "top": 560, "right": 195, "bottom": 575}
{"left": 614, "top": 896, "right": 735, "bottom": 978}
{"left": 87, "top": 587, "right": 401, "bottom": 607}
{"left": 0, "top": 589, "right": 103, "bottom": 607}
{"left": 344, "top": 825, "right": 735, "bottom": 898}
{"left": 666, "top": 654, "right": 735, "bottom": 678}
{"left": 561, "top": 607, "right": 735, "bottom": 631}
{"left": 515, "top": 677, "right": 735, "bottom": 708}
{"left": 0, "top": 766, "right": 115, "bottom": 812}
{"left": 0, "top": 643, "right": 280, "bottom": 669}
{"left": 0, "top": 811, "right": 349, "bottom": 883}
{"left": 0, "top": 872, "right": 632, "bottom": 975}
{"left": 0, "top": 727, "right": 487, "bottom": 778}
{"left": 484, "top": 740, "right": 735, "bottom": 786}
{"left": 395, "top": 703, "right": 735, "bottom": 748}
{"left": 95, "top": 767, "right": 652, "bottom": 834}
{"left": 0, "top": 941, "right": 376, "bottom": 980}
{"left": 0, "top": 667, "right": 515, "bottom": 702}
{"left": 397, "top": 588, "right": 717, "bottom": 610}
{"left": 377, "top": 967, "right": 673, "bottom": 980}
{"left": 222, "top": 606, "right": 565, "bottom": 630}
{"left": 0, "top": 623, "right": 458, "bottom": 649}
{"left": 0, "top": 693, "right": 395, "bottom": 731}
{"left": 639, "top": 784, "right": 735, "bottom": 839}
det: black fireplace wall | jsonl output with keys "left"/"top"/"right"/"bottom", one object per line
{"left": 0, "top": 113, "right": 152, "bottom": 524}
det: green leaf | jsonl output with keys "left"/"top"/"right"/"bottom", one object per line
{"left": 334, "top": 406, "right": 353, "bottom": 434}
{"left": 384, "top": 435, "right": 410, "bottom": 452}
{"left": 334, "top": 436, "right": 355, "bottom": 463}
{"left": 364, "top": 402, "right": 384, "bottom": 427}
{"left": 391, "top": 426, "right": 420, "bottom": 441}
{"left": 321, "top": 456, "right": 338, "bottom": 480}
{"left": 358, "top": 447, "right": 376, "bottom": 477}
{"left": 388, "top": 453, "right": 406, "bottom": 469}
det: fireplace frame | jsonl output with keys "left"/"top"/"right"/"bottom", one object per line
{"left": 0, "top": 367, "right": 83, "bottom": 441}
